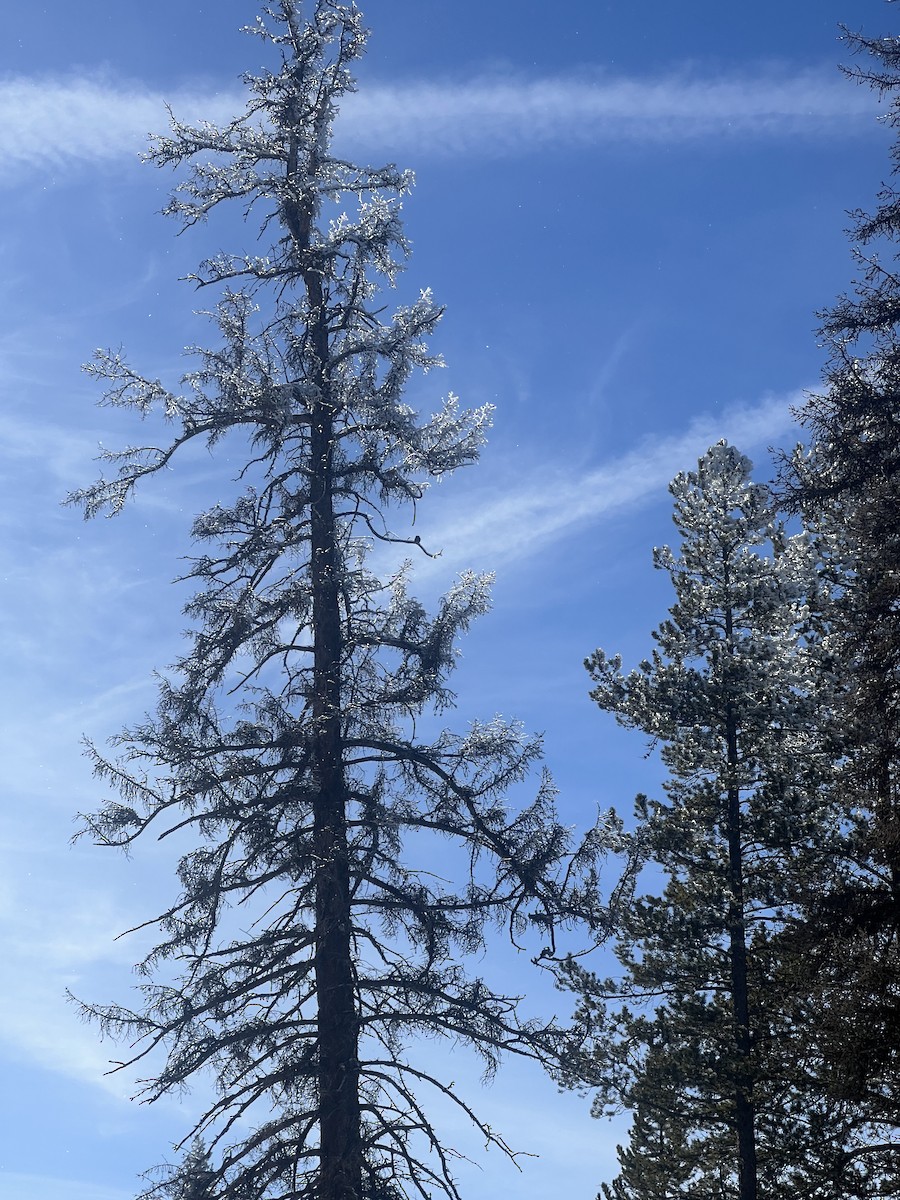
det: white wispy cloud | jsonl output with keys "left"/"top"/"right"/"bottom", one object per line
{"left": 409, "top": 390, "right": 802, "bottom": 579}
{"left": 0, "top": 67, "right": 877, "bottom": 179}
{"left": 0, "top": 76, "right": 240, "bottom": 177}
{"left": 339, "top": 69, "right": 877, "bottom": 157}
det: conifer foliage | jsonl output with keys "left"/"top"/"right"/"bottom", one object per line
{"left": 783, "top": 24, "right": 900, "bottom": 1135}
{"left": 570, "top": 444, "right": 874, "bottom": 1200}
{"left": 70, "top": 5, "right": 607, "bottom": 1199}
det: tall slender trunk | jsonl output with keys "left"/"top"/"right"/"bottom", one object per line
{"left": 290, "top": 168, "right": 363, "bottom": 1198}
{"left": 310, "top": 400, "right": 362, "bottom": 1200}
{"left": 723, "top": 597, "right": 758, "bottom": 1200}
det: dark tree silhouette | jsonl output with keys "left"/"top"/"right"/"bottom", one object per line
{"left": 782, "top": 23, "right": 900, "bottom": 1145}
{"left": 70, "top": 5, "right": 613, "bottom": 1199}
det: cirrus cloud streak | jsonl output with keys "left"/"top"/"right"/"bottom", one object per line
{"left": 0, "top": 66, "right": 879, "bottom": 179}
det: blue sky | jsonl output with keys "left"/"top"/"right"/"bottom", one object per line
{"left": 0, "top": 1, "right": 894, "bottom": 1197}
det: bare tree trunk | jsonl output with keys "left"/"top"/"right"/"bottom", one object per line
{"left": 310, "top": 407, "right": 362, "bottom": 1200}
{"left": 297, "top": 177, "right": 363, "bottom": 1198}
{"left": 724, "top": 597, "right": 758, "bottom": 1200}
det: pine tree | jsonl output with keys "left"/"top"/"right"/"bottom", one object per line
{"left": 164, "top": 1141, "right": 214, "bottom": 1200}
{"left": 782, "top": 23, "right": 900, "bottom": 1137}
{"left": 69, "top": 5, "right": 611, "bottom": 1199}
{"left": 568, "top": 443, "right": 879, "bottom": 1200}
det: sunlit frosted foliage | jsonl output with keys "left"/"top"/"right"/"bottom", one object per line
{"left": 69, "top": 5, "right": 615, "bottom": 1200}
